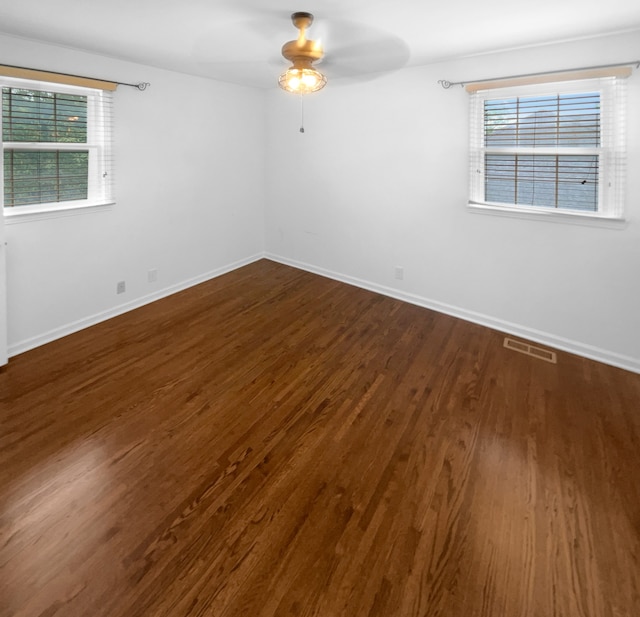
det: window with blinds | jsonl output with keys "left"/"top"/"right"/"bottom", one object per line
{"left": 469, "top": 76, "right": 626, "bottom": 219}
{"left": 1, "top": 77, "right": 113, "bottom": 214}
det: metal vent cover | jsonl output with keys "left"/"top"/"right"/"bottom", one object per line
{"left": 503, "top": 337, "right": 557, "bottom": 364}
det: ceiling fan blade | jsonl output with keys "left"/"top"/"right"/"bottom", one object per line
{"left": 320, "top": 23, "right": 410, "bottom": 81}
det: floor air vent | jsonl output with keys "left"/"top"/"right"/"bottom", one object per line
{"left": 503, "top": 337, "right": 557, "bottom": 364}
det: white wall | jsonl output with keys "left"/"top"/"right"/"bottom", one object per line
{"left": 265, "top": 30, "right": 640, "bottom": 372}
{"left": 2, "top": 30, "right": 639, "bottom": 372}
{"left": 1, "top": 34, "right": 266, "bottom": 354}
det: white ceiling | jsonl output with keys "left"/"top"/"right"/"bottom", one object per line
{"left": 0, "top": 0, "right": 639, "bottom": 89}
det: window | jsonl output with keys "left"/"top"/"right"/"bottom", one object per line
{"left": 1, "top": 77, "right": 113, "bottom": 215}
{"left": 469, "top": 76, "right": 626, "bottom": 219}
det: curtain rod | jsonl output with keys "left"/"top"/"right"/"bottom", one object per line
{"left": 0, "top": 63, "right": 150, "bottom": 90}
{"left": 438, "top": 60, "right": 640, "bottom": 89}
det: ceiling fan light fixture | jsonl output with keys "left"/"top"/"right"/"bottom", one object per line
{"left": 278, "top": 12, "right": 327, "bottom": 95}
{"left": 278, "top": 66, "right": 327, "bottom": 94}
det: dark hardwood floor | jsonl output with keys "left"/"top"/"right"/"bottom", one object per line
{"left": 1, "top": 259, "right": 639, "bottom": 617}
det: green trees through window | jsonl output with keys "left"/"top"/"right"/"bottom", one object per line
{"left": 2, "top": 87, "right": 89, "bottom": 207}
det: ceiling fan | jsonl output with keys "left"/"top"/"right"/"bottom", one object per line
{"left": 278, "top": 12, "right": 327, "bottom": 94}
{"left": 193, "top": 8, "right": 410, "bottom": 91}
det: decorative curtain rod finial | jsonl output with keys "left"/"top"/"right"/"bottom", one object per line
{"left": 437, "top": 80, "right": 463, "bottom": 89}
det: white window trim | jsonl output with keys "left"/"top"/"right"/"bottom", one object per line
{"left": 1, "top": 76, "right": 114, "bottom": 219}
{"left": 468, "top": 77, "right": 627, "bottom": 224}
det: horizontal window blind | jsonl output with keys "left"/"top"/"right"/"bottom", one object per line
{"left": 483, "top": 91, "right": 600, "bottom": 211}
{"left": 4, "top": 150, "right": 89, "bottom": 207}
{"left": 484, "top": 154, "right": 598, "bottom": 211}
{"left": 484, "top": 92, "right": 600, "bottom": 148}
{"left": 3, "top": 88, "right": 88, "bottom": 143}
{"left": 469, "top": 76, "right": 627, "bottom": 218}
{"left": 2, "top": 81, "right": 113, "bottom": 210}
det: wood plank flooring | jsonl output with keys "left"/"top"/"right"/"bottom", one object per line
{"left": 1, "top": 259, "right": 639, "bottom": 617}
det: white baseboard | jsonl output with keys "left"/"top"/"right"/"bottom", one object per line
{"left": 11, "top": 251, "right": 639, "bottom": 375}
{"left": 265, "top": 252, "right": 640, "bottom": 375}
{"left": 8, "top": 253, "right": 264, "bottom": 358}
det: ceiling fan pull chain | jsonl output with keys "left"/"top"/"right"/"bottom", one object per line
{"left": 300, "top": 94, "right": 305, "bottom": 133}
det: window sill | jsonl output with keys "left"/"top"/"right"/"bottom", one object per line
{"left": 3, "top": 201, "right": 115, "bottom": 224}
{"left": 467, "top": 202, "right": 628, "bottom": 229}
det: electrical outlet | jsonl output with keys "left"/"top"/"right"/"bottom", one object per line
{"left": 394, "top": 266, "right": 404, "bottom": 280}
{"left": 117, "top": 281, "right": 126, "bottom": 294}
{"left": 148, "top": 269, "right": 158, "bottom": 283}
